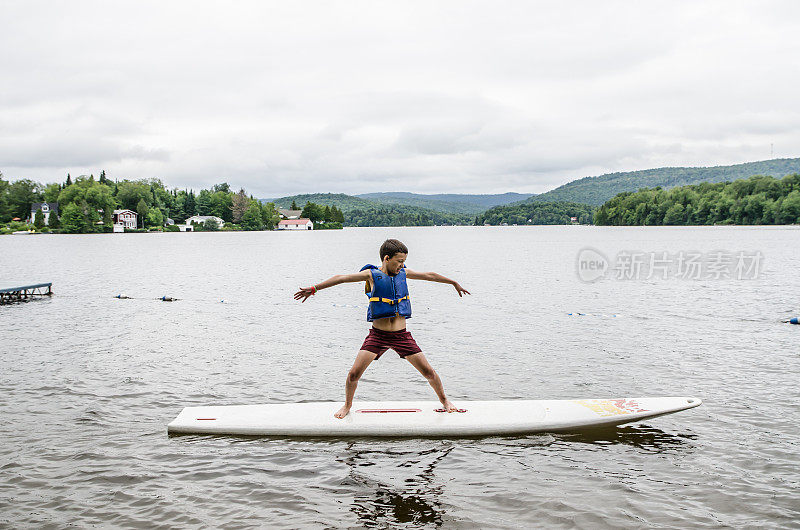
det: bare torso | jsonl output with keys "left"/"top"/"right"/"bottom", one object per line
{"left": 371, "top": 314, "right": 407, "bottom": 331}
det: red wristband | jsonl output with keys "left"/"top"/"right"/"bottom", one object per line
{"left": 311, "top": 285, "right": 317, "bottom": 295}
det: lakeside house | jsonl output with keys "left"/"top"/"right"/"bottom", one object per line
{"left": 278, "top": 208, "right": 303, "bottom": 220}
{"left": 185, "top": 215, "right": 225, "bottom": 228}
{"left": 277, "top": 218, "right": 313, "bottom": 230}
{"left": 30, "top": 203, "right": 59, "bottom": 225}
{"left": 113, "top": 209, "right": 138, "bottom": 232}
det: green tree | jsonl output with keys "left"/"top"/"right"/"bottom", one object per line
{"left": 196, "top": 190, "right": 213, "bottom": 215}
{"left": 210, "top": 191, "right": 233, "bottom": 222}
{"left": 49, "top": 211, "right": 60, "bottom": 229}
{"left": 84, "top": 184, "right": 116, "bottom": 219}
{"left": 172, "top": 191, "right": 187, "bottom": 221}
{"left": 136, "top": 198, "right": 149, "bottom": 228}
{"left": 116, "top": 181, "right": 152, "bottom": 211}
{"left": 260, "top": 201, "right": 279, "bottom": 229}
{"left": 146, "top": 207, "right": 164, "bottom": 227}
{"left": 59, "top": 177, "right": 116, "bottom": 225}
{"left": 185, "top": 191, "right": 197, "bottom": 217}
{"left": 33, "top": 208, "right": 44, "bottom": 229}
{"left": 204, "top": 218, "right": 219, "bottom": 231}
{"left": 43, "top": 183, "right": 61, "bottom": 203}
{"left": 291, "top": 199, "right": 298, "bottom": 210}
{"left": 84, "top": 199, "right": 101, "bottom": 230}
{"left": 301, "top": 201, "right": 324, "bottom": 222}
{"left": 663, "top": 203, "right": 685, "bottom": 225}
{"left": 779, "top": 190, "right": 800, "bottom": 223}
{"left": 241, "top": 203, "right": 264, "bottom": 230}
{"left": 60, "top": 202, "right": 86, "bottom": 233}
{"left": 6, "top": 179, "right": 42, "bottom": 219}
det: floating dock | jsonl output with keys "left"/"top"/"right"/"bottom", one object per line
{"left": 0, "top": 283, "right": 53, "bottom": 304}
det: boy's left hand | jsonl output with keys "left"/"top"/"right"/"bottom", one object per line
{"left": 294, "top": 287, "right": 315, "bottom": 302}
{"left": 454, "top": 283, "right": 470, "bottom": 297}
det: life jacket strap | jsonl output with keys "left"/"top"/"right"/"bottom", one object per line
{"left": 368, "top": 295, "right": 411, "bottom": 304}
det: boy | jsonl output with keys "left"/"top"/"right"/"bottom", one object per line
{"left": 294, "top": 239, "right": 470, "bottom": 418}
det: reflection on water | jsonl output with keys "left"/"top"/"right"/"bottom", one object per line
{"left": 340, "top": 443, "right": 452, "bottom": 528}
{"left": 559, "top": 425, "right": 698, "bottom": 452}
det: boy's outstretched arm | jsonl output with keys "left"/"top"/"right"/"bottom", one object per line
{"left": 293, "top": 270, "right": 372, "bottom": 303}
{"left": 405, "top": 269, "right": 471, "bottom": 297}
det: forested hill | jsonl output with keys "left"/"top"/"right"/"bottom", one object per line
{"left": 475, "top": 201, "right": 596, "bottom": 226}
{"left": 594, "top": 174, "right": 800, "bottom": 226}
{"left": 529, "top": 158, "right": 800, "bottom": 206}
{"left": 267, "top": 193, "right": 473, "bottom": 226}
{"left": 269, "top": 193, "right": 376, "bottom": 211}
{"left": 355, "top": 192, "right": 533, "bottom": 215}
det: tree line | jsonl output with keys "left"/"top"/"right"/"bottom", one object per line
{"left": 299, "top": 201, "right": 345, "bottom": 227}
{"left": 593, "top": 174, "right": 800, "bottom": 225}
{"left": 0, "top": 171, "right": 280, "bottom": 233}
{"left": 474, "top": 201, "right": 596, "bottom": 225}
{"left": 275, "top": 193, "right": 473, "bottom": 226}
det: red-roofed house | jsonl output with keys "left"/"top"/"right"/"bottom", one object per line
{"left": 113, "top": 209, "right": 138, "bottom": 232}
{"left": 277, "top": 218, "right": 313, "bottom": 230}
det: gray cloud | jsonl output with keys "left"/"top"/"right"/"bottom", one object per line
{"left": 1, "top": 0, "right": 799, "bottom": 195}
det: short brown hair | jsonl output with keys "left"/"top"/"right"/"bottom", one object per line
{"left": 380, "top": 239, "right": 408, "bottom": 260}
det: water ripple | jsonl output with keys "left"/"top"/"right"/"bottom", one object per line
{"left": 1, "top": 226, "right": 798, "bottom": 528}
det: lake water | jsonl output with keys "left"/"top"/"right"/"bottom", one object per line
{"left": 1, "top": 226, "right": 799, "bottom": 528}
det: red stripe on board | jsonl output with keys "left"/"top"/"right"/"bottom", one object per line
{"left": 356, "top": 409, "right": 422, "bottom": 413}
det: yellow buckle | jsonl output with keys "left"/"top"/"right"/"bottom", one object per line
{"left": 368, "top": 295, "right": 411, "bottom": 304}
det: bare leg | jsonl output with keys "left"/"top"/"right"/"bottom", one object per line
{"left": 404, "top": 352, "right": 458, "bottom": 412}
{"left": 335, "top": 349, "right": 378, "bottom": 418}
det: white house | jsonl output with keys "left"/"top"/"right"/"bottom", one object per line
{"left": 185, "top": 215, "right": 224, "bottom": 227}
{"left": 277, "top": 218, "right": 313, "bottom": 230}
{"left": 113, "top": 209, "right": 138, "bottom": 232}
{"left": 30, "top": 202, "right": 59, "bottom": 225}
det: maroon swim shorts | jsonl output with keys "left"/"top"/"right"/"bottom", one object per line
{"left": 360, "top": 327, "right": 422, "bottom": 359}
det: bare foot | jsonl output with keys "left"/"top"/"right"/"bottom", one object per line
{"left": 440, "top": 399, "right": 458, "bottom": 412}
{"left": 334, "top": 404, "right": 351, "bottom": 419}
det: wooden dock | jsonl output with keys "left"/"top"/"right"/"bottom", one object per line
{"left": 0, "top": 283, "right": 53, "bottom": 304}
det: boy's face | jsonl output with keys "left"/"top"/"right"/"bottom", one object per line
{"left": 383, "top": 252, "right": 407, "bottom": 275}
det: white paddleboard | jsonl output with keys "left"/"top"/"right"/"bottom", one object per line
{"left": 167, "top": 396, "right": 701, "bottom": 437}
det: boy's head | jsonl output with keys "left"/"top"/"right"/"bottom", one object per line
{"left": 380, "top": 239, "right": 408, "bottom": 275}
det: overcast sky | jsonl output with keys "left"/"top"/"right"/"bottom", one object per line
{"left": 2, "top": 1, "right": 799, "bottom": 197}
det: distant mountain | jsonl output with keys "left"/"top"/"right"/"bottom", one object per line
{"left": 267, "top": 193, "right": 377, "bottom": 211}
{"left": 528, "top": 158, "right": 800, "bottom": 206}
{"left": 355, "top": 192, "right": 533, "bottom": 215}
{"left": 264, "top": 192, "right": 473, "bottom": 226}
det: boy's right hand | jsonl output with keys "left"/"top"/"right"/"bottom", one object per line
{"left": 293, "top": 286, "right": 316, "bottom": 303}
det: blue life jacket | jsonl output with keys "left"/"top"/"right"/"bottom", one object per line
{"left": 359, "top": 264, "right": 412, "bottom": 321}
